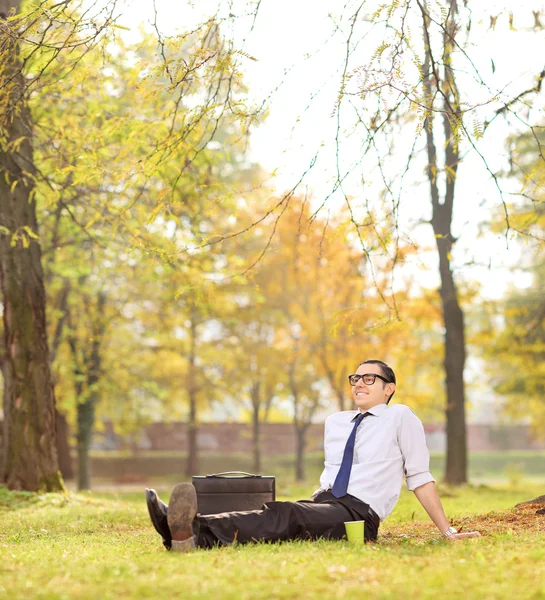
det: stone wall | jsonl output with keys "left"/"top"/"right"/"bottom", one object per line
{"left": 92, "top": 421, "right": 545, "bottom": 453}
{"left": 1, "top": 421, "right": 543, "bottom": 465}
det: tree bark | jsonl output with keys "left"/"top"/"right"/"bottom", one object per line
{"left": 435, "top": 233, "right": 467, "bottom": 484}
{"left": 0, "top": 1, "right": 63, "bottom": 491}
{"left": 50, "top": 282, "right": 73, "bottom": 480}
{"left": 422, "top": 0, "right": 467, "bottom": 484}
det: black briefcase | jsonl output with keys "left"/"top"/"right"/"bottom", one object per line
{"left": 192, "top": 471, "right": 276, "bottom": 515}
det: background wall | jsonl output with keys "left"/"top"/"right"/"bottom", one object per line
{"left": 91, "top": 422, "right": 545, "bottom": 453}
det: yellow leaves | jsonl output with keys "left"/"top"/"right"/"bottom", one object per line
{"left": 146, "top": 202, "right": 166, "bottom": 225}
{"left": 22, "top": 225, "right": 39, "bottom": 240}
{"left": 372, "top": 42, "right": 391, "bottom": 62}
{"left": 7, "top": 226, "right": 40, "bottom": 248}
{"left": 370, "top": 4, "right": 388, "bottom": 22}
{"left": 445, "top": 165, "right": 457, "bottom": 181}
{"left": 509, "top": 12, "right": 516, "bottom": 31}
{"left": 7, "top": 136, "right": 27, "bottom": 153}
{"left": 233, "top": 50, "right": 258, "bottom": 62}
{"left": 57, "top": 165, "right": 76, "bottom": 176}
{"left": 472, "top": 118, "right": 483, "bottom": 141}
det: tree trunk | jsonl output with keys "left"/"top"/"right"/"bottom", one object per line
{"left": 436, "top": 238, "right": 467, "bottom": 484}
{"left": 334, "top": 386, "right": 346, "bottom": 412}
{"left": 67, "top": 292, "right": 104, "bottom": 490}
{"left": 76, "top": 399, "right": 94, "bottom": 490}
{"left": 55, "top": 410, "right": 73, "bottom": 480}
{"left": 78, "top": 292, "right": 104, "bottom": 490}
{"left": 185, "top": 315, "right": 198, "bottom": 476}
{"left": 294, "top": 425, "right": 306, "bottom": 482}
{"left": 0, "top": 2, "right": 63, "bottom": 492}
{"left": 251, "top": 381, "right": 261, "bottom": 473}
{"left": 317, "top": 302, "right": 346, "bottom": 412}
{"left": 422, "top": 0, "right": 467, "bottom": 484}
{"left": 186, "top": 398, "right": 198, "bottom": 476}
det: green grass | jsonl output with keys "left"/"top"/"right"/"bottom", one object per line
{"left": 1, "top": 480, "right": 545, "bottom": 599}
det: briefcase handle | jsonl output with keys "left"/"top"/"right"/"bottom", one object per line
{"left": 205, "top": 471, "right": 262, "bottom": 478}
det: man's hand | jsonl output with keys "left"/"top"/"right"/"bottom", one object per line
{"left": 446, "top": 531, "right": 482, "bottom": 541}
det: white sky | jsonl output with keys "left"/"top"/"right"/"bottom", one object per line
{"left": 114, "top": 0, "right": 545, "bottom": 303}
{"left": 106, "top": 1, "right": 545, "bottom": 423}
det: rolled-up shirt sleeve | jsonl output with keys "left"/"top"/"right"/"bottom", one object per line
{"left": 398, "top": 408, "right": 436, "bottom": 491}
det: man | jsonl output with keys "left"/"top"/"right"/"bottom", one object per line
{"left": 146, "top": 359, "right": 480, "bottom": 551}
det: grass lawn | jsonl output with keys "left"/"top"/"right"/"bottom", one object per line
{"left": 1, "top": 481, "right": 544, "bottom": 599}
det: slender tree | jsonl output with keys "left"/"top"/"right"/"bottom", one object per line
{"left": 421, "top": 0, "right": 467, "bottom": 484}
{"left": 328, "top": 1, "right": 545, "bottom": 483}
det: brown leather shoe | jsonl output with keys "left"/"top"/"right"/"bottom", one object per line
{"left": 167, "top": 483, "right": 198, "bottom": 552}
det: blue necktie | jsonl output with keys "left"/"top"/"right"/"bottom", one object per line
{"left": 331, "top": 412, "right": 371, "bottom": 498}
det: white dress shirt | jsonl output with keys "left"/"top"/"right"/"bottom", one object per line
{"left": 315, "top": 402, "right": 435, "bottom": 521}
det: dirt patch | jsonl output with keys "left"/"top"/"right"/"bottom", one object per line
{"left": 380, "top": 505, "right": 545, "bottom": 542}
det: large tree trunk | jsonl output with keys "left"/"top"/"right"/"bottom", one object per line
{"left": 422, "top": 0, "right": 467, "bottom": 484}
{"left": 0, "top": 2, "right": 63, "bottom": 492}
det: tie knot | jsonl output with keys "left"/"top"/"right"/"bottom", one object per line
{"left": 354, "top": 411, "right": 370, "bottom": 424}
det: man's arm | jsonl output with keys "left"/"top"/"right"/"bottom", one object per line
{"left": 413, "top": 481, "right": 481, "bottom": 540}
{"left": 396, "top": 409, "right": 481, "bottom": 540}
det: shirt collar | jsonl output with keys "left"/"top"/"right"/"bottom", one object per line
{"left": 351, "top": 403, "right": 388, "bottom": 421}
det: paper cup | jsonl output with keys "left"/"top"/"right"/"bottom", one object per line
{"left": 344, "top": 520, "right": 365, "bottom": 544}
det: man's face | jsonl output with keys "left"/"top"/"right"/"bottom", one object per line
{"left": 351, "top": 363, "right": 395, "bottom": 411}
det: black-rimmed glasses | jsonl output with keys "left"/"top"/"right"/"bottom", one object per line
{"left": 348, "top": 373, "right": 391, "bottom": 386}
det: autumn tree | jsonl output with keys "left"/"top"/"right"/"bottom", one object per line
{"left": 23, "top": 9, "right": 265, "bottom": 488}
{"left": 252, "top": 198, "right": 384, "bottom": 478}
{"left": 218, "top": 304, "right": 283, "bottom": 473}
{"left": 316, "top": 1, "right": 545, "bottom": 484}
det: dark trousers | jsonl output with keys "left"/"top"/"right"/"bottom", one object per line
{"left": 195, "top": 491, "right": 380, "bottom": 549}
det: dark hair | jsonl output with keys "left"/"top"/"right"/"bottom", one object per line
{"left": 359, "top": 359, "right": 396, "bottom": 403}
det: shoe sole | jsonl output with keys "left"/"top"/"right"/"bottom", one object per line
{"left": 167, "top": 483, "right": 197, "bottom": 552}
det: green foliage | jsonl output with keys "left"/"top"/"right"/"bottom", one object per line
{"left": 21, "top": 12, "right": 267, "bottom": 446}
{"left": 479, "top": 129, "right": 545, "bottom": 436}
